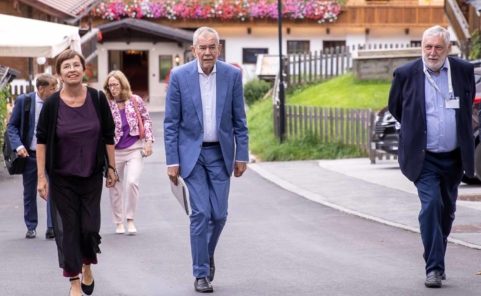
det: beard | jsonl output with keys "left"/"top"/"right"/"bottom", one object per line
{"left": 423, "top": 56, "right": 446, "bottom": 72}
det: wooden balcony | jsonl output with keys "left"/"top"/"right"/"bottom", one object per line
{"left": 445, "top": 0, "right": 470, "bottom": 42}
{"left": 334, "top": 5, "right": 447, "bottom": 27}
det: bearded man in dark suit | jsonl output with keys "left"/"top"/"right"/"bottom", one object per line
{"left": 388, "top": 25, "right": 475, "bottom": 288}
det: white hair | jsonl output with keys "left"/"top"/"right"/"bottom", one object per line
{"left": 193, "top": 27, "right": 220, "bottom": 45}
{"left": 422, "top": 25, "right": 450, "bottom": 46}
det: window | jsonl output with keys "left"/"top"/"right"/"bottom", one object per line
{"left": 287, "top": 41, "right": 310, "bottom": 54}
{"left": 108, "top": 50, "right": 123, "bottom": 72}
{"left": 84, "top": 56, "right": 98, "bottom": 83}
{"left": 159, "top": 55, "right": 173, "bottom": 82}
{"left": 410, "top": 40, "right": 422, "bottom": 47}
{"left": 219, "top": 39, "right": 226, "bottom": 61}
{"left": 242, "top": 48, "right": 268, "bottom": 64}
{"left": 323, "top": 40, "right": 346, "bottom": 51}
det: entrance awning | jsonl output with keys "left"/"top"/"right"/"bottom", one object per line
{"left": 97, "top": 18, "right": 193, "bottom": 44}
{"left": 0, "top": 14, "right": 81, "bottom": 58}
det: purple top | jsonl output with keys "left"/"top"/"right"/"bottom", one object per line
{"left": 115, "top": 108, "right": 139, "bottom": 149}
{"left": 54, "top": 93, "right": 100, "bottom": 177}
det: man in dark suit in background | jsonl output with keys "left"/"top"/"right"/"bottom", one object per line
{"left": 388, "top": 25, "right": 475, "bottom": 288}
{"left": 7, "top": 74, "right": 58, "bottom": 239}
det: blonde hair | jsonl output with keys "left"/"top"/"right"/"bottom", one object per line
{"left": 103, "top": 70, "right": 132, "bottom": 101}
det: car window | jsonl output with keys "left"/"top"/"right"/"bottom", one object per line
{"left": 476, "top": 74, "right": 481, "bottom": 85}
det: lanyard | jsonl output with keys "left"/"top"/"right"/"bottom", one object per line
{"left": 423, "top": 58, "right": 454, "bottom": 100}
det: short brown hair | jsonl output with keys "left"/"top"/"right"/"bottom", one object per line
{"left": 103, "top": 70, "right": 133, "bottom": 101}
{"left": 55, "top": 49, "right": 85, "bottom": 74}
{"left": 35, "top": 73, "right": 57, "bottom": 88}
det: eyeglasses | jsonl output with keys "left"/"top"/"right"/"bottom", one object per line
{"left": 108, "top": 83, "right": 120, "bottom": 88}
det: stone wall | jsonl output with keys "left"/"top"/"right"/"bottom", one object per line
{"left": 353, "top": 46, "right": 461, "bottom": 81}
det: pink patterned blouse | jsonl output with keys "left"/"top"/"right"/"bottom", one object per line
{"left": 107, "top": 94, "right": 154, "bottom": 145}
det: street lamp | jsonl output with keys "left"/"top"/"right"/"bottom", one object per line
{"left": 175, "top": 54, "right": 180, "bottom": 66}
{"left": 36, "top": 56, "right": 46, "bottom": 74}
{"left": 277, "top": 0, "right": 286, "bottom": 142}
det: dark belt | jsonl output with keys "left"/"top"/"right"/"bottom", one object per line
{"left": 426, "top": 148, "right": 460, "bottom": 159}
{"left": 202, "top": 142, "right": 220, "bottom": 147}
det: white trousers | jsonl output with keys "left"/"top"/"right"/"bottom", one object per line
{"left": 109, "top": 142, "right": 144, "bottom": 224}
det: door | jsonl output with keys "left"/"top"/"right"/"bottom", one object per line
{"left": 108, "top": 50, "right": 149, "bottom": 101}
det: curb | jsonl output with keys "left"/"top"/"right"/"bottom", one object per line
{"left": 249, "top": 163, "right": 481, "bottom": 251}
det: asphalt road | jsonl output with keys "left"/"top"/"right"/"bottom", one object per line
{"left": 1, "top": 112, "right": 481, "bottom": 295}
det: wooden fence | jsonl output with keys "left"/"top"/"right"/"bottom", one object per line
{"left": 10, "top": 79, "right": 32, "bottom": 97}
{"left": 285, "top": 46, "right": 351, "bottom": 89}
{"left": 273, "top": 105, "right": 374, "bottom": 152}
{"left": 284, "top": 43, "right": 422, "bottom": 89}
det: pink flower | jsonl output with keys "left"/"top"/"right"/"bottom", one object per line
{"left": 92, "top": 0, "right": 342, "bottom": 22}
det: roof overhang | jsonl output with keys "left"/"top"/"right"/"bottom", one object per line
{"left": 97, "top": 18, "right": 193, "bottom": 44}
{"left": 0, "top": 14, "right": 81, "bottom": 58}
{"left": 17, "top": 0, "right": 102, "bottom": 24}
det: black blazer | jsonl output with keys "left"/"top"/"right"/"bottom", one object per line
{"left": 36, "top": 87, "right": 115, "bottom": 176}
{"left": 388, "top": 57, "right": 475, "bottom": 182}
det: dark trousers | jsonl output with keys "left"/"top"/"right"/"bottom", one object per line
{"left": 184, "top": 145, "right": 230, "bottom": 278}
{"left": 50, "top": 173, "right": 103, "bottom": 277}
{"left": 22, "top": 153, "right": 53, "bottom": 231}
{"left": 414, "top": 150, "right": 463, "bottom": 274}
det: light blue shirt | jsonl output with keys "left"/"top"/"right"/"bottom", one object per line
{"left": 424, "top": 62, "right": 458, "bottom": 152}
{"left": 29, "top": 93, "right": 44, "bottom": 151}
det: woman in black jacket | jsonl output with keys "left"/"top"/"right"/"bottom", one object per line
{"left": 36, "top": 49, "right": 118, "bottom": 296}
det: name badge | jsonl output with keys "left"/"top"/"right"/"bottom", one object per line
{"left": 445, "top": 97, "right": 460, "bottom": 109}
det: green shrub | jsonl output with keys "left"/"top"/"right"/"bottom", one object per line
{"left": 0, "top": 85, "right": 10, "bottom": 148}
{"left": 470, "top": 30, "right": 481, "bottom": 60}
{"left": 244, "top": 79, "right": 271, "bottom": 106}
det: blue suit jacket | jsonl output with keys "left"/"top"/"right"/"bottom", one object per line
{"left": 164, "top": 60, "right": 249, "bottom": 178}
{"left": 388, "top": 57, "right": 475, "bottom": 182}
{"left": 6, "top": 92, "right": 36, "bottom": 151}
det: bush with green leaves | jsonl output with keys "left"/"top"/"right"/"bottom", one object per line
{"left": 243, "top": 79, "right": 271, "bottom": 106}
{"left": 0, "top": 86, "right": 10, "bottom": 148}
{"left": 470, "top": 30, "right": 481, "bottom": 60}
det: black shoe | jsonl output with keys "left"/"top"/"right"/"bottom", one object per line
{"left": 45, "top": 228, "right": 55, "bottom": 240}
{"left": 194, "top": 277, "right": 213, "bottom": 293}
{"left": 208, "top": 257, "right": 215, "bottom": 282}
{"left": 25, "top": 229, "right": 36, "bottom": 239}
{"left": 81, "top": 279, "right": 94, "bottom": 295}
{"left": 425, "top": 270, "right": 442, "bottom": 288}
{"left": 440, "top": 271, "right": 446, "bottom": 280}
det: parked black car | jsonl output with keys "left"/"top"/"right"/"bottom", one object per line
{"left": 372, "top": 68, "right": 481, "bottom": 184}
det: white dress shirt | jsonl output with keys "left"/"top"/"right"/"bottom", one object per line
{"left": 198, "top": 61, "right": 218, "bottom": 142}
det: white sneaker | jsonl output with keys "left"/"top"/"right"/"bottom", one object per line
{"left": 115, "top": 223, "right": 125, "bottom": 234}
{"left": 127, "top": 220, "right": 137, "bottom": 235}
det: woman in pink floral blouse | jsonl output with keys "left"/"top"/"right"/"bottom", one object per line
{"left": 103, "top": 70, "right": 154, "bottom": 235}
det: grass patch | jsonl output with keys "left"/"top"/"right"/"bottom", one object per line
{"left": 288, "top": 73, "right": 391, "bottom": 110}
{"left": 247, "top": 73, "right": 389, "bottom": 161}
{"left": 247, "top": 98, "right": 365, "bottom": 161}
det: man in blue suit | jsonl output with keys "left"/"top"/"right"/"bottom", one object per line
{"left": 7, "top": 74, "right": 58, "bottom": 239}
{"left": 164, "top": 27, "right": 249, "bottom": 293}
{"left": 388, "top": 25, "right": 475, "bottom": 288}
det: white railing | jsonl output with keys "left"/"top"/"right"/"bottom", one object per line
{"left": 10, "top": 79, "right": 31, "bottom": 96}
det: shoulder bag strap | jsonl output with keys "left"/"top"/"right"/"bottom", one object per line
{"left": 22, "top": 95, "right": 32, "bottom": 144}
